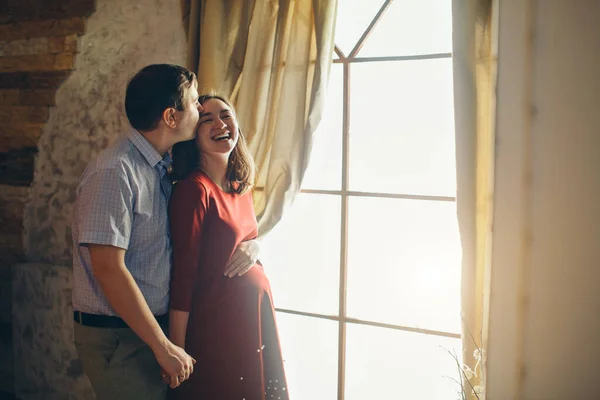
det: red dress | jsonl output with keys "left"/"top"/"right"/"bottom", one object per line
{"left": 168, "top": 170, "right": 289, "bottom": 400}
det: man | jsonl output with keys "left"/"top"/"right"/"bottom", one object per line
{"left": 72, "top": 64, "right": 259, "bottom": 399}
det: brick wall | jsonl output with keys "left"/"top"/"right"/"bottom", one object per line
{"left": 0, "top": 1, "right": 95, "bottom": 397}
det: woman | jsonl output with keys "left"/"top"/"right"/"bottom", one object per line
{"left": 168, "top": 94, "right": 289, "bottom": 399}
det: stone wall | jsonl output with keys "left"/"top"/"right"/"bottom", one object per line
{"left": 12, "top": 263, "right": 94, "bottom": 400}
{"left": 0, "top": 1, "right": 95, "bottom": 398}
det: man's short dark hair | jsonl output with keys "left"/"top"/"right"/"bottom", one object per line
{"left": 125, "top": 64, "right": 196, "bottom": 132}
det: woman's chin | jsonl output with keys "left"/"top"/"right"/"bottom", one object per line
{"left": 202, "top": 143, "right": 235, "bottom": 155}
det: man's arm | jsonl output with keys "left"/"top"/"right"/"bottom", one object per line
{"left": 89, "top": 244, "right": 194, "bottom": 387}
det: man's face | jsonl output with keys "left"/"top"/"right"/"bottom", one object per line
{"left": 174, "top": 82, "right": 201, "bottom": 142}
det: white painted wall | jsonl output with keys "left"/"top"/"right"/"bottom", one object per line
{"left": 487, "top": 1, "right": 600, "bottom": 399}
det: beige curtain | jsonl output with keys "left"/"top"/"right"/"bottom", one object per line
{"left": 181, "top": 0, "right": 338, "bottom": 236}
{"left": 452, "top": 0, "right": 497, "bottom": 397}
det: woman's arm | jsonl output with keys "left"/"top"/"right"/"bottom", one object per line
{"left": 168, "top": 180, "right": 208, "bottom": 344}
{"left": 169, "top": 310, "right": 190, "bottom": 348}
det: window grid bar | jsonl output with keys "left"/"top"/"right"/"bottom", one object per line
{"left": 336, "top": 60, "right": 351, "bottom": 400}
{"left": 333, "top": 53, "right": 452, "bottom": 64}
{"left": 300, "top": 188, "right": 456, "bottom": 202}
{"left": 348, "top": 0, "right": 394, "bottom": 58}
{"left": 275, "top": 307, "right": 461, "bottom": 340}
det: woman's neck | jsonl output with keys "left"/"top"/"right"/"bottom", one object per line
{"left": 200, "top": 155, "right": 230, "bottom": 192}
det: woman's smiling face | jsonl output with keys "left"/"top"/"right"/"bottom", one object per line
{"left": 195, "top": 98, "right": 239, "bottom": 155}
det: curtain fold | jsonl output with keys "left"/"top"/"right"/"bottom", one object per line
{"left": 452, "top": 0, "right": 497, "bottom": 397}
{"left": 182, "top": 0, "right": 338, "bottom": 236}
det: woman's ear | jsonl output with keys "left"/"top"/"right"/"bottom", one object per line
{"left": 163, "top": 108, "right": 177, "bottom": 128}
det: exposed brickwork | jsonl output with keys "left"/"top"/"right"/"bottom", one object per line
{"left": 0, "top": 125, "right": 44, "bottom": 152}
{"left": 19, "top": 89, "right": 56, "bottom": 106}
{"left": 0, "top": 35, "right": 77, "bottom": 57}
{"left": 0, "top": 0, "right": 95, "bottom": 24}
{"left": 0, "top": 52, "right": 78, "bottom": 73}
{"left": 0, "top": 17, "right": 86, "bottom": 41}
{"left": 0, "top": 89, "right": 18, "bottom": 105}
{"left": 0, "top": 70, "right": 71, "bottom": 89}
{"left": 0, "top": 10, "right": 90, "bottom": 184}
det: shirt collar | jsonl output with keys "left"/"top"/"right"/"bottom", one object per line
{"left": 160, "top": 152, "right": 173, "bottom": 175}
{"left": 126, "top": 128, "right": 170, "bottom": 170}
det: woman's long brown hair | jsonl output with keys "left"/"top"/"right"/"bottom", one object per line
{"left": 171, "top": 94, "right": 257, "bottom": 195}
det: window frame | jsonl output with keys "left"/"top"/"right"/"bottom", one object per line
{"left": 273, "top": 1, "right": 459, "bottom": 398}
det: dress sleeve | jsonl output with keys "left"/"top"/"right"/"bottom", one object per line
{"left": 169, "top": 178, "right": 208, "bottom": 312}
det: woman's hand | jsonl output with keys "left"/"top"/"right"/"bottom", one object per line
{"left": 224, "top": 239, "right": 260, "bottom": 278}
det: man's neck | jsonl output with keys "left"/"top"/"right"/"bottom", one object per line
{"left": 139, "top": 128, "right": 173, "bottom": 157}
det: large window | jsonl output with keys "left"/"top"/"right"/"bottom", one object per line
{"left": 261, "top": 1, "right": 462, "bottom": 398}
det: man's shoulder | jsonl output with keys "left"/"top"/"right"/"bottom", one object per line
{"left": 82, "top": 136, "right": 142, "bottom": 178}
{"left": 93, "top": 136, "right": 136, "bottom": 170}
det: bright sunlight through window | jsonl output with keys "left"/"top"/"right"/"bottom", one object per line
{"left": 260, "top": 1, "right": 462, "bottom": 398}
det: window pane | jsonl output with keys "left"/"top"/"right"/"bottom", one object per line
{"left": 302, "top": 64, "right": 343, "bottom": 191}
{"left": 261, "top": 193, "right": 341, "bottom": 316}
{"left": 277, "top": 313, "right": 338, "bottom": 399}
{"left": 347, "top": 197, "right": 461, "bottom": 333}
{"left": 349, "top": 59, "right": 456, "bottom": 197}
{"left": 359, "top": 0, "right": 453, "bottom": 57}
{"left": 334, "top": 0, "right": 386, "bottom": 55}
{"left": 345, "top": 323, "right": 462, "bottom": 400}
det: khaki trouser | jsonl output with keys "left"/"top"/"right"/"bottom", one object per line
{"left": 74, "top": 322, "right": 168, "bottom": 400}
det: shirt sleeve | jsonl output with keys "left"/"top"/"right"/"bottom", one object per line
{"left": 76, "top": 167, "right": 133, "bottom": 250}
{"left": 168, "top": 178, "right": 208, "bottom": 312}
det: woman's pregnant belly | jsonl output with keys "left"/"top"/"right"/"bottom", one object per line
{"left": 192, "top": 262, "right": 271, "bottom": 315}
{"left": 234, "top": 262, "right": 271, "bottom": 293}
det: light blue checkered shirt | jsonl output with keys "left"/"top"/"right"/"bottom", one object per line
{"left": 72, "top": 129, "right": 172, "bottom": 316}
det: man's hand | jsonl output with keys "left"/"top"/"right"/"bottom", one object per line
{"left": 224, "top": 239, "right": 260, "bottom": 278}
{"left": 154, "top": 341, "right": 196, "bottom": 388}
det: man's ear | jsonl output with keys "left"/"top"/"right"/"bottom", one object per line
{"left": 163, "top": 108, "right": 177, "bottom": 128}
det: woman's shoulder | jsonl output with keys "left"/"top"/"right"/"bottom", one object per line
{"left": 172, "top": 171, "right": 213, "bottom": 201}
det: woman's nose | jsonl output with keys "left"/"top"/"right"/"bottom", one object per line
{"left": 214, "top": 117, "right": 226, "bottom": 129}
